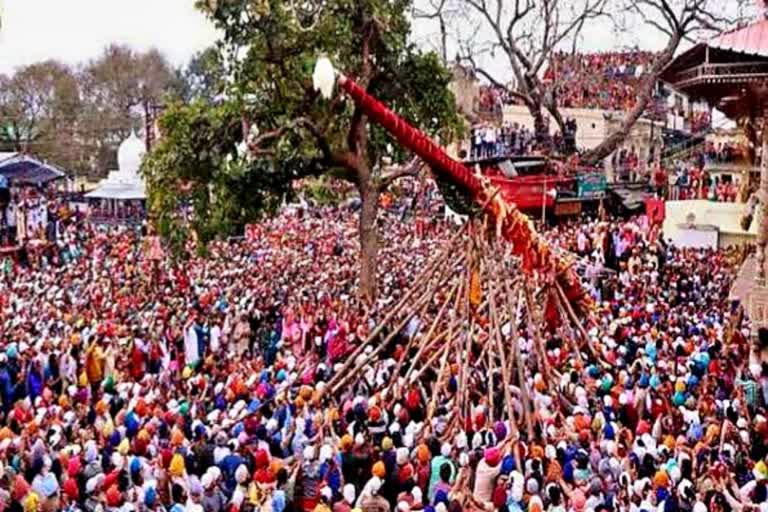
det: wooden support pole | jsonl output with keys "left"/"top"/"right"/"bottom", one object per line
{"left": 486, "top": 258, "right": 522, "bottom": 440}
{"left": 524, "top": 280, "right": 551, "bottom": 388}
{"left": 502, "top": 270, "right": 535, "bottom": 439}
{"left": 328, "top": 264, "right": 452, "bottom": 396}
{"left": 552, "top": 286, "right": 585, "bottom": 367}
{"left": 555, "top": 281, "right": 604, "bottom": 365}
{"left": 327, "top": 221, "right": 469, "bottom": 389}
{"left": 395, "top": 279, "right": 461, "bottom": 391}
{"left": 426, "top": 327, "right": 455, "bottom": 423}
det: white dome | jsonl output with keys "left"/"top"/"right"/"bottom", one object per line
{"left": 117, "top": 131, "right": 146, "bottom": 177}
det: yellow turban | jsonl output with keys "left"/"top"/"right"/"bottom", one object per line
{"left": 102, "top": 420, "right": 114, "bottom": 439}
{"left": 169, "top": 454, "right": 185, "bottom": 477}
{"left": 755, "top": 460, "right": 768, "bottom": 479}
{"left": 23, "top": 492, "right": 39, "bottom": 512}
{"left": 118, "top": 438, "right": 130, "bottom": 456}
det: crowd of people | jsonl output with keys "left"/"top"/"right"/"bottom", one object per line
{"left": 468, "top": 123, "right": 535, "bottom": 160}
{"left": 0, "top": 188, "right": 66, "bottom": 248}
{"left": 645, "top": 157, "right": 742, "bottom": 203}
{"left": 543, "top": 51, "right": 658, "bottom": 112}
{"left": 704, "top": 142, "right": 746, "bottom": 165}
{"left": 467, "top": 119, "right": 577, "bottom": 161}
{"left": 0, "top": 175, "right": 765, "bottom": 512}
{"left": 478, "top": 51, "right": 662, "bottom": 115}
{"left": 690, "top": 113, "right": 712, "bottom": 136}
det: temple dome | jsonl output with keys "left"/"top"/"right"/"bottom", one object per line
{"left": 117, "top": 131, "right": 146, "bottom": 178}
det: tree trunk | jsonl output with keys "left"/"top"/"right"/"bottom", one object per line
{"left": 581, "top": 33, "right": 681, "bottom": 165}
{"left": 359, "top": 180, "right": 379, "bottom": 303}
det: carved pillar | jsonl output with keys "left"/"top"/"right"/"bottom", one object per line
{"left": 758, "top": 111, "right": 768, "bottom": 285}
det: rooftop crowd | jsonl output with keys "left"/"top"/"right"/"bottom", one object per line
{"left": 0, "top": 177, "right": 764, "bottom": 512}
{"left": 478, "top": 51, "right": 662, "bottom": 115}
{"left": 545, "top": 51, "right": 656, "bottom": 112}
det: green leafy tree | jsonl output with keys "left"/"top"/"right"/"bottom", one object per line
{"left": 142, "top": 99, "right": 320, "bottom": 256}
{"left": 172, "top": 46, "right": 228, "bottom": 103}
{"left": 144, "top": 0, "right": 462, "bottom": 301}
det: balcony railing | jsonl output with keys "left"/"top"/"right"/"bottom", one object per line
{"left": 671, "top": 61, "right": 768, "bottom": 86}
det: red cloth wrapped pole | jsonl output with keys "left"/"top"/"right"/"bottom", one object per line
{"left": 337, "top": 75, "right": 591, "bottom": 317}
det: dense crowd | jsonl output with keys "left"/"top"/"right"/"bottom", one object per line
{"left": 1, "top": 188, "right": 67, "bottom": 248}
{"left": 0, "top": 178, "right": 764, "bottom": 512}
{"left": 544, "top": 51, "right": 657, "bottom": 112}
{"left": 690, "top": 113, "right": 711, "bottom": 136}
{"left": 479, "top": 52, "right": 661, "bottom": 114}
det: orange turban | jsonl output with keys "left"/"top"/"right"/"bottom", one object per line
{"left": 171, "top": 429, "right": 185, "bottom": 447}
{"left": 653, "top": 470, "right": 669, "bottom": 489}
{"left": 135, "top": 399, "right": 148, "bottom": 417}
{"left": 416, "top": 444, "right": 430, "bottom": 463}
{"left": 372, "top": 461, "right": 386, "bottom": 478}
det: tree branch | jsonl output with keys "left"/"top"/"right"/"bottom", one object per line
{"left": 378, "top": 156, "right": 423, "bottom": 190}
{"left": 348, "top": 17, "right": 377, "bottom": 156}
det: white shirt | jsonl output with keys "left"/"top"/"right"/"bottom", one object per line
{"left": 210, "top": 325, "right": 221, "bottom": 353}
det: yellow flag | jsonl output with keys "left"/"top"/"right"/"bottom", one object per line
{"left": 469, "top": 269, "right": 482, "bottom": 307}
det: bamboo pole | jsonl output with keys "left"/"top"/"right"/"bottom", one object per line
{"left": 457, "top": 226, "right": 477, "bottom": 421}
{"left": 524, "top": 280, "right": 551, "bottom": 389}
{"left": 395, "top": 279, "right": 460, "bottom": 391}
{"left": 426, "top": 328, "right": 454, "bottom": 424}
{"left": 333, "top": 190, "right": 499, "bottom": 399}
{"left": 486, "top": 256, "right": 521, "bottom": 440}
{"left": 551, "top": 286, "right": 585, "bottom": 367}
{"left": 555, "top": 281, "right": 605, "bottom": 365}
{"left": 328, "top": 287, "right": 435, "bottom": 396}
{"left": 486, "top": 342, "right": 495, "bottom": 423}
{"left": 326, "top": 221, "right": 470, "bottom": 389}
{"left": 425, "top": 278, "right": 467, "bottom": 424}
{"left": 408, "top": 339, "right": 451, "bottom": 383}
{"left": 328, "top": 239, "right": 466, "bottom": 397}
{"left": 502, "top": 269, "right": 535, "bottom": 440}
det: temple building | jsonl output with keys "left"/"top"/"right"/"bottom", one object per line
{"left": 85, "top": 131, "right": 147, "bottom": 223}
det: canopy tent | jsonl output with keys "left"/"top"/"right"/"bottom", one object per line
{"left": 0, "top": 155, "right": 66, "bottom": 186}
{"left": 709, "top": 18, "right": 768, "bottom": 58}
{"left": 84, "top": 183, "right": 145, "bottom": 200}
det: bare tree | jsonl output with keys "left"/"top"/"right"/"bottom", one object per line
{"left": 412, "top": 0, "right": 456, "bottom": 63}
{"left": 581, "top": 0, "right": 749, "bottom": 164}
{"left": 451, "top": 0, "right": 610, "bottom": 142}
{"left": 432, "top": 0, "right": 747, "bottom": 162}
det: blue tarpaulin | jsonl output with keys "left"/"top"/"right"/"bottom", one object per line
{"left": 0, "top": 155, "right": 66, "bottom": 186}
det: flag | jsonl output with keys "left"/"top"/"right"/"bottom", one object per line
{"left": 469, "top": 269, "right": 482, "bottom": 308}
{"left": 645, "top": 198, "right": 665, "bottom": 225}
